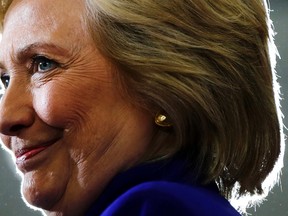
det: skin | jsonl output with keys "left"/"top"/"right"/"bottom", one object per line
{"left": 0, "top": 0, "right": 155, "bottom": 215}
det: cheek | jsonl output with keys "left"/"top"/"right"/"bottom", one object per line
{"left": 32, "top": 82, "right": 86, "bottom": 128}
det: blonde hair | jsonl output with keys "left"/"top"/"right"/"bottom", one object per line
{"left": 84, "top": 0, "right": 284, "bottom": 203}
{"left": 0, "top": 0, "right": 284, "bottom": 211}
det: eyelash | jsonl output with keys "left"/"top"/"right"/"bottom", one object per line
{"left": 30, "top": 55, "right": 59, "bottom": 73}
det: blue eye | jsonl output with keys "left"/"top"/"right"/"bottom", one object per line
{"left": 32, "top": 56, "right": 58, "bottom": 73}
{"left": 1, "top": 74, "right": 10, "bottom": 89}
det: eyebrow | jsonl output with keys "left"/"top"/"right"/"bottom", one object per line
{"left": 15, "top": 42, "right": 69, "bottom": 62}
{"left": 0, "top": 62, "right": 5, "bottom": 70}
{"left": 0, "top": 42, "right": 72, "bottom": 70}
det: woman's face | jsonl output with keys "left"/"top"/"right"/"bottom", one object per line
{"left": 0, "top": 0, "right": 154, "bottom": 214}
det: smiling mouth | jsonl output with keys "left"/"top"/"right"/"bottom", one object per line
{"left": 14, "top": 139, "right": 58, "bottom": 171}
{"left": 16, "top": 146, "right": 49, "bottom": 162}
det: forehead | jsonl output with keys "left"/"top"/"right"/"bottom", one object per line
{"left": 5, "top": 0, "right": 86, "bottom": 27}
{"left": 1, "top": 0, "right": 88, "bottom": 54}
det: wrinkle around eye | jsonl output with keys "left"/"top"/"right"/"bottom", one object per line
{"left": 31, "top": 67, "right": 63, "bottom": 87}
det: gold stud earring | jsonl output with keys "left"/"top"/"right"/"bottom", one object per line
{"left": 155, "top": 112, "right": 172, "bottom": 127}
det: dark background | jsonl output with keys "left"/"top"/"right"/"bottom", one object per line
{"left": 0, "top": 0, "right": 287, "bottom": 215}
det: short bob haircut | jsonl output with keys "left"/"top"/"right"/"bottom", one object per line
{"left": 0, "top": 0, "right": 284, "bottom": 211}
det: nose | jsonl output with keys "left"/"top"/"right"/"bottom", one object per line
{"left": 0, "top": 82, "right": 34, "bottom": 136}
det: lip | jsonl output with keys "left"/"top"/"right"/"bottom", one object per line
{"left": 16, "top": 146, "right": 49, "bottom": 162}
{"left": 14, "top": 139, "right": 58, "bottom": 172}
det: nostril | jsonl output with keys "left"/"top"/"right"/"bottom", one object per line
{"left": 10, "top": 124, "right": 26, "bottom": 133}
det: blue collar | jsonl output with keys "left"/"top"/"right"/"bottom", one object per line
{"left": 85, "top": 156, "right": 219, "bottom": 216}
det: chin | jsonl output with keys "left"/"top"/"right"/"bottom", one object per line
{"left": 21, "top": 172, "right": 66, "bottom": 211}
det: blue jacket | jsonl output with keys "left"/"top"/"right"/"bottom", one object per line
{"left": 85, "top": 156, "right": 240, "bottom": 216}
